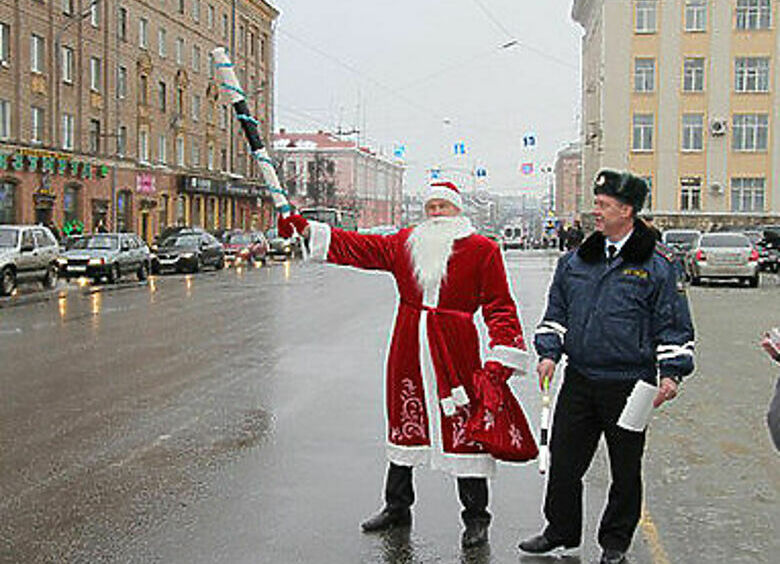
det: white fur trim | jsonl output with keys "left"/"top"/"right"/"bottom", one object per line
{"left": 440, "top": 396, "right": 456, "bottom": 417}
{"left": 425, "top": 186, "right": 463, "bottom": 209}
{"left": 485, "top": 345, "right": 529, "bottom": 374}
{"left": 433, "top": 452, "right": 496, "bottom": 478}
{"left": 451, "top": 385, "right": 469, "bottom": 406}
{"left": 386, "top": 443, "right": 431, "bottom": 467}
{"left": 306, "top": 221, "right": 331, "bottom": 261}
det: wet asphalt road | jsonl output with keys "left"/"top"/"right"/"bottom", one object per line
{"left": 0, "top": 253, "right": 778, "bottom": 564}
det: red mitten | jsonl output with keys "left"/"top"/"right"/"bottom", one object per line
{"left": 484, "top": 361, "right": 515, "bottom": 382}
{"left": 278, "top": 214, "right": 309, "bottom": 238}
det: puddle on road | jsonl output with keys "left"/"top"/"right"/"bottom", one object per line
{"left": 203, "top": 409, "right": 275, "bottom": 455}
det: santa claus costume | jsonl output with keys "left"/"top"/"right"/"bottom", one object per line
{"left": 298, "top": 181, "right": 529, "bottom": 542}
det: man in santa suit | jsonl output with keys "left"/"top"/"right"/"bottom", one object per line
{"left": 278, "top": 181, "right": 528, "bottom": 548}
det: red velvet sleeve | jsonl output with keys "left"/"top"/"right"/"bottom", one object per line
{"left": 326, "top": 228, "right": 400, "bottom": 272}
{"left": 480, "top": 246, "right": 527, "bottom": 358}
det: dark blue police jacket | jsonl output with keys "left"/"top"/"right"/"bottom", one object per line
{"left": 534, "top": 219, "right": 695, "bottom": 383}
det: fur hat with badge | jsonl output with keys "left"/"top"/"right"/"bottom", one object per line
{"left": 593, "top": 169, "right": 648, "bottom": 212}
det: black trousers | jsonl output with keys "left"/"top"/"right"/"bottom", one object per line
{"left": 543, "top": 368, "right": 646, "bottom": 552}
{"left": 384, "top": 462, "right": 491, "bottom": 524}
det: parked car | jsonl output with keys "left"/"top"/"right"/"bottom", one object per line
{"left": 266, "top": 228, "right": 301, "bottom": 259}
{"left": 155, "top": 231, "right": 225, "bottom": 273}
{"left": 223, "top": 230, "right": 269, "bottom": 266}
{"left": 688, "top": 232, "right": 760, "bottom": 287}
{"left": 59, "top": 233, "right": 151, "bottom": 283}
{"left": 0, "top": 225, "right": 60, "bottom": 296}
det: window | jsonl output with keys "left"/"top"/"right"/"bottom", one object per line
{"left": 159, "top": 194, "right": 169, "bottom": 229}
{"left": 176, "top": 38, "right": 184, "bottom": 65}
{"left": 632, "top": 114, "right": 654, "bottom": 151}
{"left": 731, "top": 177, "right": 765, "bottom": 211}
{"left": 221, "top": 148, "right": 227, "bottom": 171}
{"left": 30, "top": 34, "right": 44, "bottom": 73}
{"left": 0, "top": 23, "right": 10, "bottom": 64}
{"left": 31, "top": 106, "right": 44, "bottom": 143}
{"left": 64, "top": 185, "right": 79, "bottom": 224}
{"left": 635, "top": 0, "right": 657, "bottom": 33}
{"left": 250, "top": 31, "right": 255, "bottom": 56}
{"left": 139, "top": 129, "right": 149, "bottom": 163}
{"left": 683, "top": 57, "right": 705, "bottom": 91}
{"left": 680, "top": 179, "right": 701, "bottom": 211}
{"left": 158, "top": 28, "right": 167, "bottom": 57}
{"left": 89, "top": 119, "right": 101, "bottom": 152}
{"left": 62, "top": 46, "right": 74, "bottom": 83}
{"left": 222, "top": 14, "right": 229, "bottom": 40}
{"left": 62, "top": 0, "right": 74, "bottom": 16}
{"left": 192, "top": 45, "right": 200, "bottom": 72}
{"left": 62, "top": 113, "right": 74, "bottom": 150}
{"left": 681, "top": 114, "right": 704, "bottom": 151}
{"left": 207, "top": 144, "right": 214, "bottom": 170}
{"left": 176, "top": 135, "right": 185, "bottom": 166}
{"left": 735, "top": 57, "right": 770, "bottom": 92}
{"left": 193, "top": 0, "right": 200, "bottom": 22}
{"left": 220, "top": 104, "right": 228, "bottom": 130}
{"left": 158, "top": 134, "right": 166, "bottom": 163}
{"left": 118, "top": 7, "right": 128, "bottom": 41}
{"left": 0, "top": 181, "right": 16, "bottom": 224}
{"left": 178, "top": 0, "right": 185, "bottom": 14}
{"left": 117, "top": 125, "right": 127, "bottom": 156}
{"left": 736, "top": 0, "right": 772, "bottom": 30}
{"left": 191, "top": 94, "right": 200, "bottom": 122}
{"left": 90, "top": 57, "right": 102, "bottom": 92}
{"left": 158, "top": 81, "right": 167, "bottom": 111}
{"left": 0, "top": 99, "right": 10, "bottom": 140}
{"left": 139, "top": 74, "right": 148, "bottom": 105}
{"left": 238, "top": 24, "right": 245, "bottom": 52}
{"left": 117, "top": 65, "right": 127, "bottom": 98}
{"left": 89, "top": 0, "right": 100, "bottom": 28}
{"left": 634, "top": 58, "right": 655, "bottom": 92}
{"left": 191, "top": 141, "right": 200, "bottom": 167}
{"left": 139, "top": 18, "right": 149, "bottom": 49}
{"left": 176, "top": 87, "right": 184, "bottom": 114}
{"left": 685, "top": 0, "right": 707, "bottom": 31}
{"left": 208, "top": 4, "right": 215, "bottom": 28}
{"left": 208, "top": 52, "right": 214, "bottom": 79}
{"left": 733, "top": 114, "right": 769, "bottom": 151}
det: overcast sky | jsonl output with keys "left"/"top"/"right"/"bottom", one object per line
{"left": 271, "top": 0, "right": 582, "bottom": 196}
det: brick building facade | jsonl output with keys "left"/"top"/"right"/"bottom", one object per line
{"left": 0, "top": 0, "right": 277, "bottom": 241}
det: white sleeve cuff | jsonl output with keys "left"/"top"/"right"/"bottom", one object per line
{"left": 307, "top": 221, "right": 331, "bottom": 262}
{"left": 485, "top": 345, "right": 529, "bottom": 374}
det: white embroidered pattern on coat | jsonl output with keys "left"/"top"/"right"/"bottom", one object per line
{"left": 509, "top": 423, "right": 524, "bottom": 448}
{"left": 390, "top": 378, "right": 426, "bottom": 442}
{"left": 451, "top": 409, "right": 480, "bottom": 449}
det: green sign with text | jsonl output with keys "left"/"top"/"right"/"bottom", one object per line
{"left": 0, "top": 151, "right": 109, "bottom": 180}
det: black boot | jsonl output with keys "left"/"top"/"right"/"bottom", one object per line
{"left": 461, "top": 519, "right": 489, "bottom": 548}
{"left": 518, "top": 532, "right": 578, "bottom": 554}
{"left": 361, "top": 507, "right": 412, "bottom": 532}
{"left": 361, "top": 463, "right": 414, "bottom": 533}
{"left": 458, "top": 477, "right": 490, "bottom": 548}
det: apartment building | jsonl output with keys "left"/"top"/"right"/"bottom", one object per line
{"left": 554, "top": 141, "right": 583, "bottom": 221}
{"left": 0, "top": 0, "right": 278, "bottom": 241}
{"left": 573, "top": 0, "right": 780, "bottom": 229}
{"left": 272, "top": 130, "right": 405, "bottom": 228}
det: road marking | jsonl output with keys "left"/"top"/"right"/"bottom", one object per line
{"left": 639, "top": 503, "right": 671, "bottom": 564}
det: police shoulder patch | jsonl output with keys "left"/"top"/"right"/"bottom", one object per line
{"left": 654, "top": 242, "right": 675, "bottom": 262}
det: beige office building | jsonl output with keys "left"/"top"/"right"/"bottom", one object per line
{"left": 0, "top": 0, "right": 277, "bottom": 241}
{"left": 573, "top": 0, "right": 780, "bottom": 229}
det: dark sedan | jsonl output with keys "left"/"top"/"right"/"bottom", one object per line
{"left": 155, "top": 232, "right": 225, "bottom": 273}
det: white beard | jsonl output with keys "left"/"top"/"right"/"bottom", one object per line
{"left": 407, "top": 215, "right": 472, "bottom": 291}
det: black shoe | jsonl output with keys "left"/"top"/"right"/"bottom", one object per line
{"left": 600, "top": 548, "right": 626, "bottom": 564}
{"left": 360, "top": 507, "right": 412, "bottom": 532}
{"left": 518, "top": 533, "right": 578, "bottom": 554}
{"left": 461, "top": 521, "right": 489, "bottom": 548}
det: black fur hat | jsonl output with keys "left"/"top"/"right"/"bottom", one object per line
{"left": 593, "top": 169, "right": 648, "bottom": 212}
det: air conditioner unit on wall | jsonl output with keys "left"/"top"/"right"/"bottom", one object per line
{"left": 710, "top": 119, "right": 727, "bottom": 136}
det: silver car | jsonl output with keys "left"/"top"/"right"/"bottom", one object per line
{"left": 688, "top": 232, "right": 760, "bottom": 287}
{"left": 0, "top": 225, "right": 60, "bottom": 296}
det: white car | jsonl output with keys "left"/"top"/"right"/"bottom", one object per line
{"left": 0, "top": 225, "right": 60, "bottom": 295}
{"left": 688, "top": 232, "right": 760, "bottom": 287}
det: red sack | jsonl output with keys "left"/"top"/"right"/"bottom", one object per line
{"left": 465, "top": 366, "right": 539, "bottom": 463}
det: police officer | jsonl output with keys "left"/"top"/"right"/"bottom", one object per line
{"left": 518, "top": 170, "right": 695, "bottom": 564}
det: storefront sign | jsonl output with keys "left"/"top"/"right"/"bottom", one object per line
{"left": 136, "top": 173, "right": 156, "bottom": 195}
{"left": 0, "top": 150, "right": 109, "bottom": 179}
{"left": 180, "top": 176, "right": 227, "bottom": 195}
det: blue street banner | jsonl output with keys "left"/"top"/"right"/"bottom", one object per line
{"left": 393, "top": 144, "right": 406, "bottom": 158}
{"left": 523, "top": 133, "right": 536, "bottom": 148}
{"left": 430, "top": 168, "right": 441, "bottom": 179}
{"left": 454, "top": 142, "right": 466, "bottom": 155}
{"left": 520, "top": 162, "right": 534, "bottom": 175}
{"left": 475, "top": 167, "right": 487, "bottom": 178}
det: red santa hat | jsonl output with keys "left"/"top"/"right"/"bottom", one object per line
{"left": 425, "top": 181, "right": 463, "bottom": 210}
